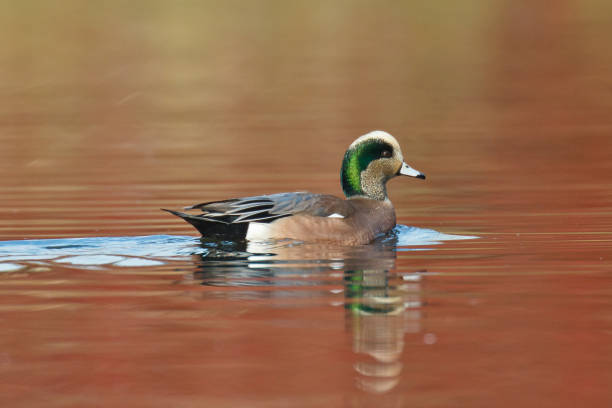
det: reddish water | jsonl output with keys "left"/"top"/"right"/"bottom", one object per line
{"left": 2, "top": 1, "right": 612, "bottom": 407}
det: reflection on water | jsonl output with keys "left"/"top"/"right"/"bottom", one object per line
{"left": 0, "top": 234, "right": 205, "bottom": 268}
{"left": 185, "top": 232, "right": 432, "bottom": 394}
{"left": 0, "top": 226, "right": 470, "bottom": 398}
{"left": 346, "top": 269, "right": 421, "bottom": 394}
{"left": 0, "top": 225, "right": 475, "bottom": 270}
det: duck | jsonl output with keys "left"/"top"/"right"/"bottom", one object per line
{"left": 163, "top": 130, "right": 425, "bottom": 245}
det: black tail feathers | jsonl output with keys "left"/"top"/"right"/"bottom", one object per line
{"left": 162, "top": 209, "right": 249, "bottom": 239}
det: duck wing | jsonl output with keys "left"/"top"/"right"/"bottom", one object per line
{"left": 182, "top": 192, "right": 353, "bottom": 224}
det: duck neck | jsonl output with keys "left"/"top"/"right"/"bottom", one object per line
{"left": 341, "top": 157, "right": 388, "bottom": 201}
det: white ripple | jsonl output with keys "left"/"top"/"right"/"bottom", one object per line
{"left": 0, "top": 263, "right": 25, "bottom": 272}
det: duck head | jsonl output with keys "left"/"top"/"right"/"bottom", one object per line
{"left": 340, "top": 130, "right": 425, "bottom": 201}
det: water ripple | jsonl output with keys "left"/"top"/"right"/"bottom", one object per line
{"left": 0, "top": 226, "right": 476, "bottom": 269}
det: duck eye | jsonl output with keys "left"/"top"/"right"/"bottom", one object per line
{"left": 381, "top": 150, "right": 392, "bottom": 158}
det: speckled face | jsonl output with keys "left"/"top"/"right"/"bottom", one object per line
{"left": 340, "top": 131, "right": 405, "bottom": 200}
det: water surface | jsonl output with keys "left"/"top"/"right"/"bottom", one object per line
{"left": 2, "top": 1, "right": 612, "bottom": 407}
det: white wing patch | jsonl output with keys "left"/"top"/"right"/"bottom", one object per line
{"left": 327, "top": 213, "right": 344, "bottom": 219}
{"left": 246, "top": 222, "right": 272, "bottom": 240}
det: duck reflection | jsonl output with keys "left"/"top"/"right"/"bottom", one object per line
{"left": 189, "top": 235, "right": 422, "bottom": 394}
{"left": 345, "top": 268, "right": 422, "bottom": 394}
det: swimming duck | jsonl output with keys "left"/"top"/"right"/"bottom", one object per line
{"left": 164, "top": 130, "right": 425, "bottom": 245}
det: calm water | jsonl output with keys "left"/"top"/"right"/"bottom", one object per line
{"left": 2, "top": 1, "right": 612, "bottom": 407}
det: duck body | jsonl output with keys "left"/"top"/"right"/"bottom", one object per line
{"left": 165, "top": 193, "right": 396, "bottom": 245}
{"left": 164, "top": 131, "right": 425, "bottom": 245}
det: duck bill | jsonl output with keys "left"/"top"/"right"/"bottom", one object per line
{"left": 398, "top": 162, "right": 426, "bottom": 179}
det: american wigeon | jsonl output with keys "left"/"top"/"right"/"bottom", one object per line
{"left": 164, "top": 130, "right": 425, "bottom": 245}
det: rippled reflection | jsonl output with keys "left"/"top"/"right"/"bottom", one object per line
{"left": 0, "top": 227, "right": 471, "bottom": 395}
{"left": 190, "top": 234, "right": 423, "bottom": 394}
{"left": 345, "top": 268, "right": 422, "bottom": 394}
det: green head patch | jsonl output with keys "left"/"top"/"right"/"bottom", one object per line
{"left": 340, "top": 139, "right": 394, "bottom": 197}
